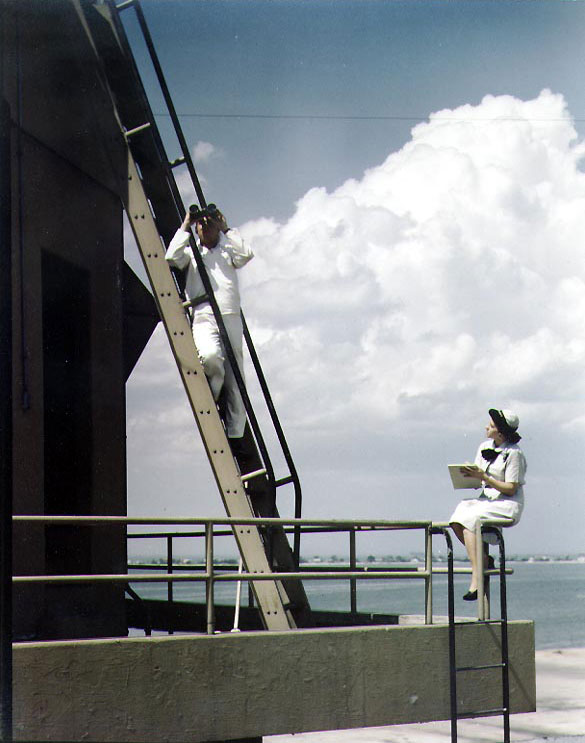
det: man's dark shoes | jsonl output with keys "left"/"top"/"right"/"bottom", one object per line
{"left": 463, "top": 590, "right": 478, "bottom": 601}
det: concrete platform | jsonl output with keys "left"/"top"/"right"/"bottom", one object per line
{"left": 13, "top": 620, "right": 535, "bottom": 742}
{"left": 268, "top": 646, "right": 585, "bottom": 743}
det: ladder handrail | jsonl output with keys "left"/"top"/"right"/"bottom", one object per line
{"left": 109, "top": 0, "right": 276, "bottom": 497}
{"left": 241, "top": 314, "right": 303, "bottom": 560}
{"left": 112, "top": 0, "right": 302, "bottom": 523}
{"left": 430, "top": 526, "right": 457, "bottom": 742}
{"left": 123, "top": 0, "right": 206, "bottom": 208}
{"left": 483, "top": 525, "right": 511, "bottom": 742}
{"left": 431, "top": 523, "right": 511, "bottom": 743}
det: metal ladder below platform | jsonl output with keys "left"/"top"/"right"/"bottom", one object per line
{"left": 432, "top": 525, "right": 511, "bottom": 743}
{"left": 76, "top": 0, "right": 313, "bottom": 629}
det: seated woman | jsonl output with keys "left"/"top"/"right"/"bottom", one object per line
{"left": 450, "top": 409, "right": 527, "bottom": 601}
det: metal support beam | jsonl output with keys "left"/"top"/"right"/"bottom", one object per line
{"left": 0, "top": 95, "right": 13, "bottom": 743}
{"left": 205, "top": 523, "right": 214, "bottom": 635}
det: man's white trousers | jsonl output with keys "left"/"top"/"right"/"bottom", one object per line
{"left": 192, "top": 311, "right": 246, "bottom": 438}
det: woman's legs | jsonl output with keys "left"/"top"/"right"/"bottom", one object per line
{"left": 463, "top": 527, "right": 479, "bottom": 593}
{"left": 451, "top": 521, "right": 482, "bottom": 594}
{"left": 451, "top": 521, "right": 465, "bottom": 545}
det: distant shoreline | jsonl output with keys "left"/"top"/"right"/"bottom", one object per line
{"left": 298, "top": 558, "right": 585, "bottom": 564}
{"left": 129, "top": 556, "right": 585, "bottom": 565}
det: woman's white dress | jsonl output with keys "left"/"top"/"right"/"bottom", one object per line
{"left": 449, "top": 440, "right": 526, "bottom": 531}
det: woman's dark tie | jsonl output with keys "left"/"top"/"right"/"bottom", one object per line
{"left": 481, "top": 448, "right": 500, "bottom": 463}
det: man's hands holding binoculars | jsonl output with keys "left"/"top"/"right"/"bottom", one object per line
{"left": 181, "top": 203, "right": 229, "bottom": 233}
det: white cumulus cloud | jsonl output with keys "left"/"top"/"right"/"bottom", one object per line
{"left": 127, "top": 89, "right": 585, "bottom": 548}
{"left": 240, "top": 89, "right": 585, "bottom": 436}
{"left": 192, "top": 140, "right": 219, "bottom": 164}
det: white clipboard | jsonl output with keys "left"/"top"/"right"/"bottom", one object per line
{"left": 448, "top": 464, "right": 481, "bottom": 490}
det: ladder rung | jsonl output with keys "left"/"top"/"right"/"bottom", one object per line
{"left": 240, "top": 468, "right": 267, "bottom": 484}
{"left": 282, "top": 601, "right": 302, "bottom": 610}
{"left": 116, "top": 0, "right": 135, "bottom": 9}
{"left": 457, "top": 663, "right": 505, "bottom": 672}
{"left": 125, "top": 122, "right": 152, "bottom": 138}
{"left": 169, "top": 156, "right": 186, "bottom": 169}
{"left": 275, "top": 475, "right": 294, "bottom": 487}
{"left": 457, "top": 707, "right": 507, "bottom": 719}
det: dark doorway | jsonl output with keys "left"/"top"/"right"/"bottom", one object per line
{"left": 42, "top": 250, "right": 92, "bottom": 577}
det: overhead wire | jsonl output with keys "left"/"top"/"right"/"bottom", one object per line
{"left": 154, "top": 111, "right": 582, "bottom": 124}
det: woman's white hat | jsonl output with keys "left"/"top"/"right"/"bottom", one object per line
{"left": 500, "top": 410, "right": 519, "bottom": 430}
{"left": 489, "top": 408, "right": 521, "bottom": 442}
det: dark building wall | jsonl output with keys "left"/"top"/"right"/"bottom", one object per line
{"left": 2, "top": 0, "right": 131, "bottom": 639}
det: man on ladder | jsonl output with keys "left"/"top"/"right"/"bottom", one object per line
{"left": 165, "top": 205, "right": 254, "bottom": 443}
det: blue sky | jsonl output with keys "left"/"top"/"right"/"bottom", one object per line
{"left": 123, "top": 0, "right": 585, "bottom": 557}
{"left": 124, "top": 0, "right": 585, "bottom": 223}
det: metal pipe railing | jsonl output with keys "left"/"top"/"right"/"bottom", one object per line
{"left": 13, "top": 569, "right": 434, "bottom": 585}
{"left": 12, "top": 516, "right": 512, "bottom": 635}
{"left": 166, "top": 536, "right": 173, "bottom": 633}
{"left": 349, "top": 527, "right": 357, "bottom": 614}
{"left": 14, "top": 516, "right": 436, "bottom": 630}
{"left": 13, "top": 515, "right": 432, "bottom": 528}
{"left": 425, "top": 524, "right": 433, "bottom": 624}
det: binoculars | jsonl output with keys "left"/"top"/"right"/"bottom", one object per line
{"left": 189, "top": 203, "right": 218, "bottom": 221}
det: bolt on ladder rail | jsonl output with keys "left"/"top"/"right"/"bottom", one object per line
{"left": 110, "top": 0, "right": 303, "bottom": 547}
{"left": 76, "top": 0, "right": 310, "bottom": 628}
{"left": 431, "top": 524, "right": 511, "bottom": 743}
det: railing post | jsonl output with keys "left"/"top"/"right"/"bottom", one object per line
{"left": 205, "top": 523, "right": 215, "bottom": 635}
{"left": 232, "top": 557, "right": 243, "bottom": 632}
{"left": 425, "top": 526, "right": 433, "bottom": 624}
{"left": 166, "top": 535, "right": 174, "bottom": 634}
{"left": 349, "top": 527, "right": 357, "bottom": 614}
{"left": 476, "top": 521, "right": 485, "bottom": 621}
{"left": 483, "top": 539, "right": 491, "bottom": 621}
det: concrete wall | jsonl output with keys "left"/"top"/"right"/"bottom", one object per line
{"left": 14, "top": 621, "right": 535, "bottom": 742}
{"left": 1, "top": 0, "right": 138, "bottom": 639}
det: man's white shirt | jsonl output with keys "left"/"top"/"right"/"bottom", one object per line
{"left": 165, "top": 228, "right": 253, "bottom": 315}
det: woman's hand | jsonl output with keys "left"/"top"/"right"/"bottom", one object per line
{"left": 461, "top": 464, "right": 485, "bottom": 481}
{"left": 462, "top": 465, "right": 519, "bottom": 496}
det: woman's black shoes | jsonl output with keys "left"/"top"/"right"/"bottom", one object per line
{"left": 463, "top": 558, "right": 496, "bottom": 600}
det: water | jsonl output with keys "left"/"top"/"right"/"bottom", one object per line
{"left": 129, "top": 561, "right": 585, "bottom": 650}
{"left": 504, "top": 562, "right": 585, "bottom": 650}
